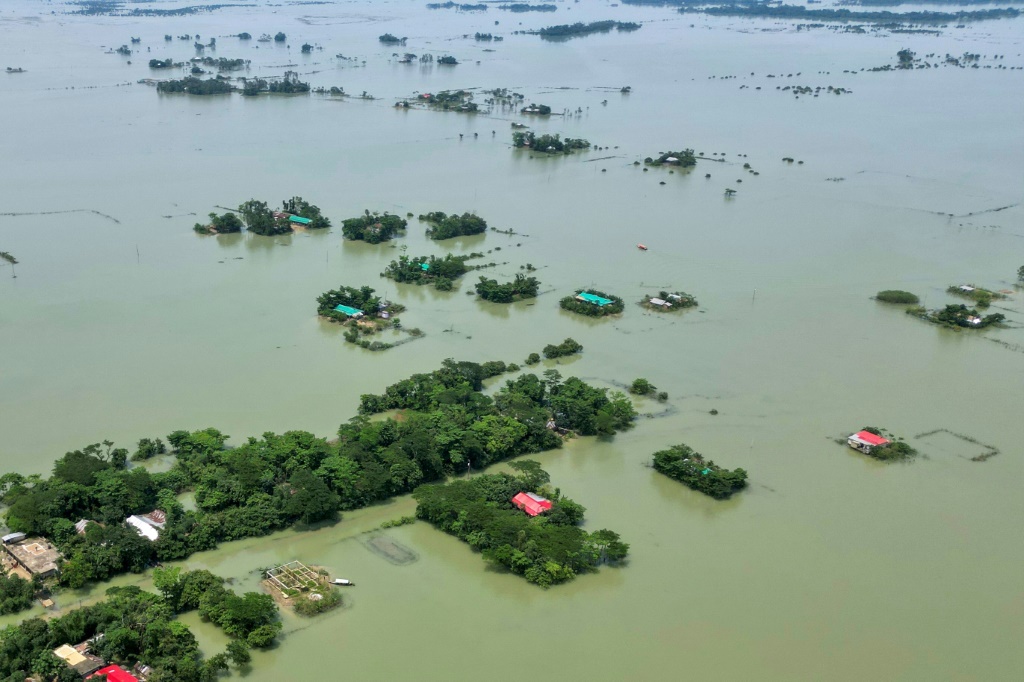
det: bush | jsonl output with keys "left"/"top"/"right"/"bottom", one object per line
{"left": 628, "top": 378, "right": 656, "bottom": 396}
{"left": 525, "top": 353, "right": 541, "bottom": 365}
{"left": 542, "top": 338, "right": 583, "bottom": 359}
{"left": 341, "top": 212, "right": 406, "bottom": 243}
{"left": 292, "top": 588, "right": 343, "bottom": 616}
{"left": 652, "top": 443, "right": 747, "bottom": 499}
{"left": 876, "top": 290, "right": 920, "bottom": 304}
{"left": 559, "top": 290, "right": 625, "bottom": 317}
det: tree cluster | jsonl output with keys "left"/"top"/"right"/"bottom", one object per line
{"left": 652, "top": 443, "right": 748, "bottom": 499}
{"left": 542, "top": 337, "right": 582, "bottom": 359}
{"left": 512, "top": 131, "right": 591, "bottom": 154}
{"left": 910, "top": 304, "right": 1005, "bottom": 329}
{"left": 559, "top": 289, "right": 625, "bottom": 317}
{"left": 645, "top": 149, "right": 697, "bottom": 167}
{"left": 875, "top": 290, "right": 919, "bottom": 304}
{"left": 414, "top": 461, "right": 628, "bottom": 587}
{"left": 534, "top": 21, "right": 641, "bottom": 39}
{"left": 379, "top": 33, "right": 406, "bottom": 44}
{"left": 156, "top": 77, "right": 233, "bottom": 95}
{"left": 241, "top": 71, "right": 310, "bottom": 96}
{"left": 421, "top": 211, "right": 488, "bottom": 240}
{"left": 686, "top": 3, "right": 1020, "bottom": 24}
{"left": 382, "top": 253, "right": 476, "bottom": 291}
{"left": 0, "top": 574, "right": 36, "bottom": 616}
{"left": 316, "top": 285, "right": 383, "bottom": 319}
{"left": 0, "top": 567, "right": 277, "bottom": 682}
{"left": 236, "top": 200, "right": 290, "bottom": 236}
{"left": 475, "top": 274, "right": 539, "bottom": 303}
{"left": 341, "top": 212, "right": 407, "bottom": 243}
{"left": 857, "top": 427, "right": 917, "bottom": 461}
{"left": 193, "top": 211, "right": 243, "bottom": 235}
{"left": 281, "top": 196, "right": 330, "bottom": 229}
{"left": 945, "top": 285, "right": 1003, "bottom": 309}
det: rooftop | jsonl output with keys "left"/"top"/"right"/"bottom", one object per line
{"left": 333, "top": 304, "right": 364, "bottom": 317}
{"left": 850, "top": 430, "right": 889, "bottom": 447}
{"left": 3, "top": 537, "right": 62, "bottom": 576}
{"left": 89, "top": 665, "right": 138, "bottom": 682}
{"left": 577, "top": 292, "right": 613, "bottom": 306}
{"left": 126, "top": 516, "right": 159, "bottom": 541}
{"left": 512, "top": 491, "right": 553, "bottom": 517}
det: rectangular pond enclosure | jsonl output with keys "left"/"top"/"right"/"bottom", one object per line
{"left": 577, "top": 292, "right": 612, "bottom": 306}
{"left": 266, "top": 560, "right": 322, "bottom": 593}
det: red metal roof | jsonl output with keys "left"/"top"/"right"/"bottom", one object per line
{"left": 853, "top": 430, "right": 889, "bottom": 446}
{"left": 512, "top": 492, "right": 552, "bottom": 517}
{"left": 89, "top": 665, "right": 138, "bottom": 682}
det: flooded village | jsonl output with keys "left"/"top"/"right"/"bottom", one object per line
{"left": 0, "top": 0, "right": 1023, "bottom": 680}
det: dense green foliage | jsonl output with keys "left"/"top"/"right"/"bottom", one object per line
{"left": 316, "top": 285, "right": 382, "bottom": 320}
{"left": 421, "top": 211, "right": 488, "bottom": 240}
{"left": 382, "top": 253, "right": 475, "bottom": 290}
{"left": 241, "top": 71, "right": 310, "bottom": 96}
{"left": 643, "top": 291, "right": 698, "bottom": 310}
{"left": 909, "top": 304, "right": 1005, "bottom": 329}
{"left": 0, "top": 568, "right": 277, "bottom": 682}
{"left": 437, "top": 56, "right": 459, "bottom": 65}
{"left": 875, "top": 290, "right": 920, "bottom": 304}
{"left": 341, "top": 213, "right": 406, "bottom": 243}
{"left": 652, "top": 443, "right": 748, "bottom": 499}
{"left": 149, "top": 58, "right": 176, "bottom": 68}
{"left": 156, "top": 77, "right": 233, "bottom": 95}
{"left": 281, "top": 196, "right": 330, "bottom": 229}
{"left": 499, "top": 4, "right": 557, "bottom": 12}
{"left": 645, "top": 149, "right": 696, "bottom": 167}
{"left": 199, "top": 57, "right": 249, "bottom": 71}
{"left": 559, "top": 289, "right": 625, "bottom": 317}
{"left": 0, "top": 574, "right": 36, "bottom": 615}
{"left": 542, "top": 338, "right": 583, "bottom": 360}
{"left": 274, "top": 32, "right": 286, "bottom": 42}
{"left": 414, "top": 462, "right": 628, "bottom": 586}
{"left": 683, "top": 3, "right": 1020, "bottom": 24}
{"left": 427, "top": 2, "right": 487, "bottom": 9}
{"left": 379, "top": 33, "right": 407, "bottom": 44}
{"left": 946, "top": 285, "right": 1003, "bottom": 309}
{"left": 237, "top": 199, "right": 290, "bottom": 236}
{"left": 0, "top": 361, "right": 633, "bottom": 597}
{"left": 194, "top": 211, "right": 243, "bottom": 235}
{"left": 420, "top": 90, "right": 478, "bottom": 112}
{"left": 131, "top": 437, "right": 167, "bottom": 462}
{"left": 475, "top": 274, "right": 539, "bottom": 303}
{"left": 535, "top": 21, "right": 642, "bottom": 39}
{"left": 512, "top": 131, "right": 591, "bottom": 154}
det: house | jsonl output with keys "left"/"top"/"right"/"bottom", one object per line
{"left": 664, "top": 156, "right": 679, "bottom": 164}
{"left": 75, "top": 519, "right": 97, "bottom": 535}
{"left": 53, "top": 642, "right": 105, "bottom": 677}
{"left": 576, "top": 292, "right": 613, "bottom": 306}
{"left": 1, "top": 532, "right": 26, "bottom": 544}
{"left": 333, "top": 304, "right": 364, "bottom": 318}
{"left": 958, "top": 285, "right": 975, "bottom": 292}
{"left": 125, "top": 510, "right": 165, "bottom": 542}
{"left": 647, "top": 297, "right": 671, "bottom": 308}
{"left": 512, "top": 492, "right": 553, "bottom": 517}
{"left": 272, "top": 211, "right": 289, "bottom": 220}
{"left": 288, "top": 215, "right": 312, "bottom": 226}
{"left": 89, "top": 666, "right": 138, "bottom": 682}
{"left": 847, "top": 430, "right": 890, "bottom": 454}
{"left": 2, "top": 536, "right": 62, "bottom": 578}
{"left": 966, "top": 315, "right": 982, "bottom": 326}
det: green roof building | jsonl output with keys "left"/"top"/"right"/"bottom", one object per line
{"left": 333, "top": 304, "right": 364, "bottom": 317}
{"left": 576, "top": 292, "right": 613, "bottom": 306}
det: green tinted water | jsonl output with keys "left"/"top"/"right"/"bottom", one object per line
{"left": 1, "top": 1, "right": 1022, "bottom": 679}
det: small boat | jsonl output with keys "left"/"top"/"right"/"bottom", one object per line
{"left": 637, "top": 243, "right": 648, "bottom": 251}
{"left": 331, "top": 578, "right": 354, "bottom": 586}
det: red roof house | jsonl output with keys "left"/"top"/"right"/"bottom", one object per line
{"left": 89, "top": 665, "right": 138, "bottom": 682}
{"left": 847, "top": 430, "right": 890, "bottom": 453}
{"left": 512, "top": 492, "right": 552, "bottom": 517}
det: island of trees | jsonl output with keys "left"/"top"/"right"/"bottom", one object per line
{"left": 316, "top": 285, "right": 409, "bottom": 350}
{"left": 499, "top": 3, "right": 557, "bottom": 12}
{"left": 644, "top": 149, "right": 697, "bottom": 168}
{"left": 341, "top": 212, "right": 407, "bottom": 243}
{"left": 382, "top": 253, "right": 478, "bottom": 290}
{"left": 560, "top": 289, "right": 625, "bottom": 317}
{"left": 379, "top": 33, "right": 407, "bottom": 44}
{"left": 679, "top": 3, "right": 1020, "bottom": 24}
{"left": 542, "top": 337, "right": 583, "bottom": 359}
{"left": 512, "top": 131, "right": 591, "bottom": 154}
{"left": 0, "top": 359, "right": 635, "bottom": 610}
{"left": 417, "top": 90, "right": 478, "bottom": 112}
{"left": 849, "top": 427, "right": 917, "bottom": 461}
{"left": 946, "top": 284, "right": 1005, "bottom": 308}
{"left": 521, "top": 103, "right": 551, "bottom": 115}
{"left": 437, "top": 55, "right": 459, "bottom": 65}
{"left": 475, "top": 273, "right": 540, "bottom": 303}
{"left": 641, "top": 291, "right": 698, "bottom": 311}
{"left": 421, "top": 211, "right": 488, "bottom": 240}
{"left": 414, "top": 461, "right": 629, "bottom": 587}
{"left": 234, "top": 197, "right": 329, "bottom": 236}
{"left": 628, "top": 378, "right": 667, "bottom": 401}
{"left": 0, "top": 567, "right": 279, "bottom": 681}
{"left": 156, "top": 77, "right": 233, "bottom": 95}
{"left": 875, "top": 290, "right": 920, "bottom": 304}
{"left": 531, "top": 21, "right": 642, "bottom": 39}
{"left": 241, "top": 71, "right": 310, "bottom": 96}
{"left": 908, "top": 303, "right": 1005, "bottom": 329}
{"left": 427, "top": 2, "right": 487, "bottom": 10}
{"left": 651, "top": 443, "right": 748, "bottom": 499}
{"left": 194, "top": 211, "right": 243, "bottom": 235}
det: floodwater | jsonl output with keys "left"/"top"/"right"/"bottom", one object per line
{"left": 1, "top": 1, "right": 1023, "bottom": 680}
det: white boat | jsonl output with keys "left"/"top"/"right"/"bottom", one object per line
{"left": 331, "top": 578, "right": 354, "bottom": 586}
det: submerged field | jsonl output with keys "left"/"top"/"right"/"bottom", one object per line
{"left": 0, "top": 0, "right": 1022, "bottom": 679}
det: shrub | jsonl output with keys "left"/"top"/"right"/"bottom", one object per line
{"left": 876, "top": 290, "right": 920, "bottom": 304}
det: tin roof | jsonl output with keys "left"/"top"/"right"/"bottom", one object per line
{"left": 851, "top": 430, "right": 889, "bottom": 446}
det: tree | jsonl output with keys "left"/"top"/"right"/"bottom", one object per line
{"left": 284, "top": 469, "right": 339, "bottom": 524}
{"left": 226, "top": 639, "right": 251, "bottom": 667}
{"left": 1017, "top": 264, "right": 1024, "bottom": 282}
{"left": 237, "top": 199, "right": 288, "bottom": 236}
